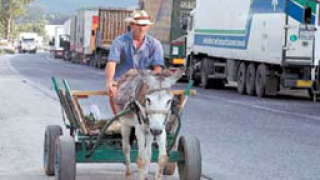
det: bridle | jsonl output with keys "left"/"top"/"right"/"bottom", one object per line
{"left": 131, "top": 87, "right": 172, "bottom": 125}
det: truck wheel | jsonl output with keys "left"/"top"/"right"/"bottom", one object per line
{"left": 201, "top": 58, "right": 212, "bottom": 89}
{"left": 163, "top": 162, "right": 176, "bottom": 175}
{"left": 55, "top": 136, "right": 76, "bottom": 180}
{"left": 255, "top": 64, "right": 268, "bottom": 97}
{"left": 308, "top": 89, "right": 320, "bottom": 100}
{"left": 245, "top": 63, "right": 256, "bottom": 95}
{"left": 187, "top": 56, "right": 200, "bottom": 86}
{"left": 44, "top": 125, "right": 62, "bottom": 176}
{"left": 178, "top": 136, "right": 201, "bottom": 180}
{"left": 237, "top": 62, "right": 246, "bottom": 94}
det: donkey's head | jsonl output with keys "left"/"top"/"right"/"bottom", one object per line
{"left": 138, "top": 69, "right": 184, "bottom": 136}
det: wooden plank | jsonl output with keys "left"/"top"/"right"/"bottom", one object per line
{"left": 72, "top": 90, "right": 109, "bottom": 97}
{"left": 60, "top": 90, "right": 78, "bottom": 126}
{"left": 170, "top": 90, "right": 196, "bottom": 96}
{"left": 71, "top": 90, "right": 195, "bottom": 97}
{"left": 72, "top": 96, "right": 89, "bottom": 134}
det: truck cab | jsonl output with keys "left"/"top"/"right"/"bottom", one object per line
{"left": 19, "top": 38, "right": 37, "bottom": 54}
{"left": 18, "top": 32, "right": 38, "bottom": 54}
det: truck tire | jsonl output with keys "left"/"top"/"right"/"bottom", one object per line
{"left": 187, "top": 55, "right": 200, "bottom": 86}
{"left": 245, "top": 63, "right": 256, "bottom": 95}
{"left": 255, "top": 64, "right": 268, "bottom": 97}
{"left": 178, "top": 136, "right": 201, "bottom": 180}
{"left": 200, "top": 58, "right": 212, "bottom": 89}
{"left": 55, "top": 136, "right": 76, "bottom": 180}
{"left": 237, "top": 62, "right": 246, "bottom": 94}
{"left": 44, "top": 125, "right": 62, "bottom": 176}
{"left": 212, "top": 80, "right": 225, "bottom": 89}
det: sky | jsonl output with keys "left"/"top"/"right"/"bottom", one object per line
{"left": 31, "top": 0, "right": 139, "bottom": 14}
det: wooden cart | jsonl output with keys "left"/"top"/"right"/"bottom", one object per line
{"left": 43, "top": 77, "right": 201, "bottom": 180}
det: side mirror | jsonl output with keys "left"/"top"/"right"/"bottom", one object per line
{"left": 303, "top": 6, "right": 312, "bottom": 24}
{"left": 182, "top": 24, "right": 187, "bottom": 31}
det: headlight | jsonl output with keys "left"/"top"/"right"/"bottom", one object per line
{"left": 171, "top": 46, "right": 179, "bottom": 55}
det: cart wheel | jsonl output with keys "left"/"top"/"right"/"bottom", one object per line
{"left": 163, "top": 162, "right": 176, "bottom": 175}
{"left": 44, "top": 125, "right": 62, "bottom": 176}
{"left": 178, "top": 136, "right": 201, "bottom": 180}
{"left": 55, "top": 136, "right": 76, "bottom": 180}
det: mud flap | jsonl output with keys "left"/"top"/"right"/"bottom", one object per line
{"left": 265, "top": 70, "right": 279, "bottom": 96}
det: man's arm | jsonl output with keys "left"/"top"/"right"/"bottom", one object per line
{"left": 105, "top": 61, "right": 117, "bottom": 97}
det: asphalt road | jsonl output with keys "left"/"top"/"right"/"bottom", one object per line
{"left": 1, "top": 53, "right": 320, "bottom": 180}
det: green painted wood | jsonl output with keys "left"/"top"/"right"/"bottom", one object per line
{"left": 51, "top": 76, "right": 60, "bottom": 96}
{"left": 62, "top": 79, "right": 72, "bottom": 98}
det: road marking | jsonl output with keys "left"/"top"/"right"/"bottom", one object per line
{"left": 197, "top": 93, "right": 320, "bottom": 121}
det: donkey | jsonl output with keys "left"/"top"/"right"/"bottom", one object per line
{"left": 114, "top": 69, "right": 183, "bottom": 180}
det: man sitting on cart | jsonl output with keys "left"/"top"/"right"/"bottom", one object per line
{"left": 105, "top": 9, "right": 164, "bottom": 102}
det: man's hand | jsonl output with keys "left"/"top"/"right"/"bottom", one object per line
{"left": 107, "top": 80, "right": 118, "bottom": 97}
{"left": 153, "top": 65, "right": 162, "bottom": 74}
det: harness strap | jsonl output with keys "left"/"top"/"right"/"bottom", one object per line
{"left": 145, "top": 109, "right": 171, "bottom": 115}
{"left": 147, "top": 87, "right": 170, "bottom": 95}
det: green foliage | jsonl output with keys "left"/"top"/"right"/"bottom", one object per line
{"left": 14, "top": 20, "right": 46, "bottom": 39}
{"left": 0, "top": 0, "right": 36, "bottom": 40}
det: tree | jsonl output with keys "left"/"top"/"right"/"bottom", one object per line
{"left": 0, "top": 0, "right": 35, "bottom": 40}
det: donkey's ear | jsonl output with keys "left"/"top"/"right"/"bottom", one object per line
{"left": 168, "top": 67, "right": 185, "bottom": 85}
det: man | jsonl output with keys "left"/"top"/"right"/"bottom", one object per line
{"left": 105, "top": 10, "right": 164, "bottom": 98}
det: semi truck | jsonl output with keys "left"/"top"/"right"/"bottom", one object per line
{"left": 186, "top": 0, "right": 320, "bottom": 98}
{"left": 72, "top": 8, "right": 99, "bottom": 64}
{"left": 18, "top": 32, "right": 38, "bottom": 54}
{"left": 91, "top": 8, "right": 132, "bottom": 68}
{"left": 140, "top": 0, "right": 196, "bottom": 68}
{"left": 53, "top": 25, "right": 66, "bottom": 59}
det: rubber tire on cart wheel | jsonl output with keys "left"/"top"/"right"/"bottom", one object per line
{"left": 255, "top": 64, "right": 268, "bottom": 97}
{"left": 237, "top": 62, "right": 246, "bottom": 94}
{"left": 163, "top": 162, "right": 176, "bottom": 175}
{"left": 55, "top": 136, "right": 76, "bottom": 180}
{"left": 245, "top": 63, "right": 256, "bottom": 95}
{"left": 178, "top": 136, "right": 201, "bottom": 180}
{"left": 44, "top": 125, "right": 62, "bottom": 176}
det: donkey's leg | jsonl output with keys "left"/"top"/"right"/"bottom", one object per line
{"left": 155, "top": 132, "right": 168, "bottom": 180}
{"left": 121, "top": 125, "right": 133, "bottom": 180}
{"left": 144, "top": 134, "right": 154, "bottom": 177}
{"left": 135, "top": 125, "right": 147, "bottom": 180}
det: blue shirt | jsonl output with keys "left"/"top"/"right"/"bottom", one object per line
{"left": 108, "top": 32, "right": 164, "bottom": 80}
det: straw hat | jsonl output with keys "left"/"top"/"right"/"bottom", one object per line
{"left": 125, "top": 10, "right": 154, "bottom": 25}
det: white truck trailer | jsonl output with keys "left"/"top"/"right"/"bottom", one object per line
{"left": 53, "top": 25, "right": 66, "bottom": 59}
{"left": 73, "top": 8, "right": 98, "bottom": 64}
{"left": 186, "top": 0, "right": 320, "bottom": 98}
